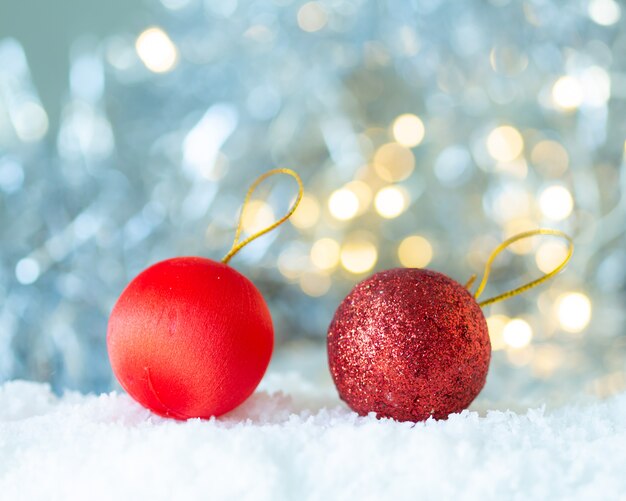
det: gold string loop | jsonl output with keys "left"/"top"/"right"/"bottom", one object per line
{"left": 471, "top": 229, "right": 573, "bottom": 307}
{"left": 222, "top": 168, "right": 303, "bottom": 265}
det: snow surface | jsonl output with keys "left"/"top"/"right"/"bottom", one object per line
{"left": 1, "top": 372, "right": 625, "bottom": 501}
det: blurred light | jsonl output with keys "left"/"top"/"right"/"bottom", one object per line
{"left": 580, "top": 66, "right": 611, "bottom": 107}
{"left": 13, "top": 101, "right": 48, "bottom": 142}
{"left": 532, "top": 345, "right": 564, "bottom": 378}
{"left": 328, "top": 188, "right": 359, "bottom": 221}
{"left": 588, "top": 0, "right": 621, "bottom": 25}
{"left": 557, "top": 292, "right": 592, "bottom": 332}
{"left": 486, "top": 314, "right": 509, "bottom": 351}
{"left": 291, "top": 194, "right": 320, "bottom": 229}
{"left": 392, "top": 114, "right": 425, "bottom": 148}
{"left": 539, "top": 185, "right": 574, "bottom": 221}
{"left": 297, "top": 2, "right": 328, "bottom": 32}
{"left": 503, "top": 318, "right": 533, "bottom": 348}
{"left": 345, "top": 180, "right": 372, "bottom": 215}
{"left": 135, "top": 27, "right": 178, "bottom": 73}
{"left": 486, "top": 126, "right": 524, "bottom": 162}
{"left": 489, "top": 45, "right": 528, "bottom": 75}
{"left": 15, "top": 258, "right": 40, "bottom": 285}
{"left": 183, "top": 103, "right": 238, "bottom": 179}
{"left": 241, "top": 200, "right": 275, "bottom": 234}
{"left": 374, "top": 185, "right": 409, "bottom": 218}
{"left": 494, "top": 158, "right": 528, "bottom": 179}
{"left": 340, "top": 237, "right": 378, "bottom": 274}
{"left": 373, "top": 143, "right": 415, "bottom": 182}
{"left": 398, "top": 235, "right": 433, "bottom": 268}
{"left": 310, "top": 238, "right": 340, "bottom": 270}
{"left": 492, "top": 185, "right": 532, "bottom": 222}
{"left": 535, "top": 240, "right": 569, "bottom": 274}
{"left": 590, "top": 372, "right": 626, "bottom": 398}
{"left": 552, "top": 76, "right": 583, "bottom": 111}
{"left": 504, "top": 219, "right": 537, "bottom": 254}
{"left": 531, "top": 140, "right": 569, "bottom": 177}
{"left": 299, "top": 271, "right": 331, "bottom": 297}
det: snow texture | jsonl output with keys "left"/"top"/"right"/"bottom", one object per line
{"left": 1, "top": 372, "right": 625, "bottom": 501}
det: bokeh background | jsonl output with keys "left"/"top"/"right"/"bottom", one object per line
{"left": 1, "top": 0, "right": 625, "bottom": 406}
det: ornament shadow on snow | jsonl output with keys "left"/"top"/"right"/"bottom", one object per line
{"left": 327, "top": 229, "right": 573, "bottom": 423}
{"left": 107, "top": 169, "right": 303, "bottom": 419}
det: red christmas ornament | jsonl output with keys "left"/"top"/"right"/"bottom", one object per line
{"left": 328, "top": 230, "right": 573, "bottom": 423}
{"left": 328, "top": 268, "right": 490, "bottom": 422}
{"left": 107, "top": 169, "right": 303, "bottom": 419}
{"left": 107, "top": 257, "right": 273, "bottom": 419}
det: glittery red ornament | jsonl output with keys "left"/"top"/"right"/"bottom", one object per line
{"left": 107, "top": 257, "right": 273, "bottom": 420}
{"left": 327, "top": 268, "right": 491, "bottom": 422}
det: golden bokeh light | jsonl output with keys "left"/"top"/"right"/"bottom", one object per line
{"left": 340, "top": 236, "right": 378, "bottom": 274}
{"left": 539, "top": 185, "right": 574, "bottom": 221}
{"left": 310, "top": 238, "right": 341, "bottom": 270}
{"left": 241, "top": 200, "right": 275, "bottom": 234}
{"left": 535, "top": 240, "right": 569, "bottom": 274}
{"left": 531, "top": 140, "right": 569, "bottom": 177}
{"left": 345, "top": 180, "right": 373, "bottom": 215}
{"left": 503, "top": 318, "right": 533, "bottom": 349}
{"left": 300, "top": 271, "right": 332, "bottom": 297}
{"left": 486, "top": 125, "right": 524, "bottom": 162}
{"left": 297, "top": 2, "right": 328, "bottom": 32}
{"left": 328, "top": 188, "right": 359, "bottom": 221}
{"left": 291, "top": 193, "right": 320, "bottom": 229}
{"left": 374, "top": 185, "right": 409, "bottom": 219}
{"left": 557, "top": 292, "right": 592, "bottom": 332}
{"left": 136, "top": 27, "right": 178, "bottom": 73}
{"left": 392, "top": 114, "right": 425, "bottom": 148}
{"left": 532, "top": 345, "right": 564, "bottom": 378}
{"left": 373, "top": 143, "right": 415, "bottom": 182}
{"left": 398, "top": 235, "right": 433, "bottom": 268}
{"left": 493, "top": 187, "right": 532, "bottom": 222}
{"left": 552, "top": 76, "right": 583, "bottom": 110}
{"left": 486, "top": 314, "right": 510, "bottom": 351}
{"left": 503, "top": 219, "right": 538, "bottom": 254}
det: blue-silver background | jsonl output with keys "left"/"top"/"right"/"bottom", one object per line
{"left": 1, "top": 0, "right": 624, "bottom": 405}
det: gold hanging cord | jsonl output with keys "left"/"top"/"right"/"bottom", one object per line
{"left": 222, "top": 168, "right": 303, "bottom": 265}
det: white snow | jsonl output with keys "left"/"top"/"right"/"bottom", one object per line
{"left": 1, "top": 369, "right": 626, "bottom": 501}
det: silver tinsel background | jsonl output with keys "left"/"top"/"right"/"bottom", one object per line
{"left": 1, "top": 0, "right": 625, "bottom": 404}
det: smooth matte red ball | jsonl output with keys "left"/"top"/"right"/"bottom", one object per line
{"left": 328, "top": 268, "right": 491, "bottom": 422}
{"left": 107, "top": 257, "right": 273, "bottom": 420}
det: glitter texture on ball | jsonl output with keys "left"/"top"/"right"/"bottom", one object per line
{"left": 327, "top": 268, "right": 491, "bottom": 422}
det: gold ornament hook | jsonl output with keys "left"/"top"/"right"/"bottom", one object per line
{"left": 221, "top": 168, "right": 303, "bottom": 265}
{"left": 470, "top": 228, "right": 574, "bottom": 307}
